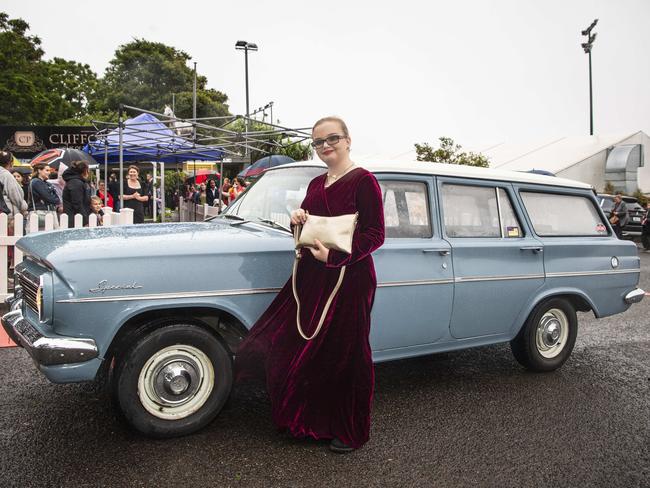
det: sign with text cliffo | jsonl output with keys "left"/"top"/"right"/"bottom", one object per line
{"left": 0, "top": 126, "right": 95, "bottom": 159}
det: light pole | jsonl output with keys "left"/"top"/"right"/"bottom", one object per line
{"left": 581, "top": 19, "right": 598, "bottom": 136}
{"left": 235, "top": 40, "right": 258, "bottom": 159}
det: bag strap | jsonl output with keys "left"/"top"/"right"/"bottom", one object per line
{"left": 292, "top": 224, "right": 346, "bottom": 341}
{"left": 28, "top": 179, "right": 36, "bottom": 212}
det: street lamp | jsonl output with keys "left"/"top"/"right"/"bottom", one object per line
{"left": 581, "top": 19, "right": 598, "bottom": 136}
{"left": 235, "top": 40, "right": 258, "bottom": 158}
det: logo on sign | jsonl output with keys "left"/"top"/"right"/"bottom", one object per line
{"left": 15, "top": 131, "right": 35, "bottom": 147}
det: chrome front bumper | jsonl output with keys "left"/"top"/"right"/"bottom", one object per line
{"left": 1, "top": 299, "right": 98, "bottom": 366}
{"left": 624, "top": 288, "right": 645, "bottom": 305}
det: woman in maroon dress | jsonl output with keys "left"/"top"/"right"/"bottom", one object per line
{"left": 235, "top": 116, "right": 385, "bottom": 453}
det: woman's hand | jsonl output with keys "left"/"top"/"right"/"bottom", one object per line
{"left": 308, "top": 239, "right": 330, "bottom": 263}
{"left": 290, "top": 208, "right": 308, "bottom": 226}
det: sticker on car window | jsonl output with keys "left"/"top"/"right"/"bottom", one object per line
{"left": 596, "top": 223, "right": 607, "bottom": 234}
{"left": 506, "top": 226, "right": 520, "bottom": 237}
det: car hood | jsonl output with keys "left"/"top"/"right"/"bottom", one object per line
{"left": 16, "top": 219, "right": 292, "bottom": 267}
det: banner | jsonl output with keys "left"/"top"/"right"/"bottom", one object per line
{"left": 0, "top": 125, "right": 95, "bottom": 160}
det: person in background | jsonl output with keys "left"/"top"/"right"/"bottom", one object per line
{"left": 206, "top": 178, "right": 220, "bottom": 206}
{"left": 641, "top": 201, "right": 650, "bottom": 251}
{"left": 194, "top": 183, "right": 207, "bottom": 205}
{"left": 0, "top": 151, "right": 28, "bottom": 220}
{"left": 62, "top": 160, "right": 91, "bottom": 226}
{"left": 0, "top": 151, "right": 27, "bottom": 270}
{"left": 122, "top": 165, "right": 148, "bottom": 224}
{"left": 145, "top": 172, "right": 154, "bottom": 216}
{"left": 221, "top": 177, "right": 231, "bottom": 205}
{"left": 609, "top": 193, "right": 629, "bottom": 239}
{"left": 48, "top": 163, "right": 67, "bottom": 205}
{"left": 97, "top": 180, "right": 114, "bottom": 209}
{"left": 28, "top": 162, "right": 60, "bottom": 230}
{"left": 12, "top": 171, "right": 27, "bottom": 199}
{"left": 90, "top": 196, "right": 104, "bottom": 226}
{"left": 108, "top": 172, "right": 120, "bottom": 212}
{"left": 228, "top": 178, "right": 244, "bottom": 204}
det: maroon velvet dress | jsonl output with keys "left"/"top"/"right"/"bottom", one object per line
{"left": 235, "top": 167, "right": 385, "bottom": 448}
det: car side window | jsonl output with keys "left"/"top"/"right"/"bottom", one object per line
{"left": 379, "top": 180, "right": 432, "bottom": 238}
{"left": 441, "top": 184, "right": 523, "bottom": 238}
{"left": 521, "top": 191, "right": 608, "bottom": 236}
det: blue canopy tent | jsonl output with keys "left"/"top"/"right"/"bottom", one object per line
{"left": 84, "top": 113, "right": 224, "bottom": 163}
{"left": 83, "top": 113, "right": 225, "bottom": 221}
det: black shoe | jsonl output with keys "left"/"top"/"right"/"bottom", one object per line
{"left": 329, "top": 438, "right": 355, "bottom": 454}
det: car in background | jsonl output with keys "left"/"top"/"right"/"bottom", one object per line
{"left": 597, "top": 194, "right": 646, "bottom": 237}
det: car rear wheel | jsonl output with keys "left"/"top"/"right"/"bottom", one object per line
{"left": 112, "top": 323, "right": 232, "bottom": 438}
{"left": 510, "top": 298, "right": 578, "bottom": 372}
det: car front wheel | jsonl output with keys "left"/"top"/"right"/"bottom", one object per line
{"left": 510, "top": 298, "right": 578, "bottom": 372}
{"left": 113, "top": 323, "right": 232, "bottom": 438}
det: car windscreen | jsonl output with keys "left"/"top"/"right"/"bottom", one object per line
{"left": 213, "top": 166, "right": 326, "bottom": 226}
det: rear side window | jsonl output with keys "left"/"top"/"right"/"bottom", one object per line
{"left": 379, "top": 180, "right": 432, "bottom": 238}
{"left": 521, "top": 192, "right": 607, "bottom": 236}
{"left": 441, "top": 184, "right": 523, "bottom": 238}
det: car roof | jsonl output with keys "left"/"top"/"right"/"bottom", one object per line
{"left": 269, "top": 160, "right": 594, "bottom": 190}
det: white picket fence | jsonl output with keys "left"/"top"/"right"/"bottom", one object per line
{"left": 178, "top": 197, "right": 221, "bottom": 222}
{"left": 0, "top": 207, "right": 134, "bottom": 301}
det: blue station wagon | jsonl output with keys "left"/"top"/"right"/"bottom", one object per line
{"left": 2, "top": 161, "right": 644, "bottom": 437}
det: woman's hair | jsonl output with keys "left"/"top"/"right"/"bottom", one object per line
{"left": 32, "top": 163, "right": 48, "bottom": 177}
{"left": 313, "top": 116, "right": 349, "bottom": 137}
{"left": 70, "top": 160, "right": 89, "bottom": 174}
{"left": 0, "top": 150, "right": 14, "bottom": 167}
{"left": 128, "top": 165, "right": 139, "bottom": 174}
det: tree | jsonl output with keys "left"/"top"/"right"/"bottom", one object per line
{"left": 102, "top": 39, "right": 229, "bottom": 118}
{"left": 0, "top": 12, "right": 53, "bottom": 124}
{"left": 42, "top": 57, "right": 101, "bottom": 121}
{"left": 415, "top": 137, "right": 489, "bottom": 168}
{"left": 0, "top": 12, "right": 102, "bottom": 125}
{"left": 217, "top": 118, "right": 312, "bottom": 162}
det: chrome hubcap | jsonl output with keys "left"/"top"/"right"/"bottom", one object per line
{"left": 138, "top": 345, "right": 215, "bottom": 420}
{"left": 535, "top": 308, "right": 569, "bottom": 359}
{"left": 153, "top": 359, "right": 200, "bottom": 405}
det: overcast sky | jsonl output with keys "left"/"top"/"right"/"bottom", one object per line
{"left": 4, "top": 0, "right": 649, "bottom": 157}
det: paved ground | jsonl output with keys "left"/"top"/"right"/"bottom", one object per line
{"left": 0, "top": 255, "right": 648, "bottom": 487}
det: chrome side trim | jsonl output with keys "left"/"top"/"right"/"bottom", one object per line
{"left": 378, "top": 279, "right": 454, "bottom": 288}
{"left": 58, "top": 279, "right": 460, "bottom": 304}
{"left": 624, "top": 288, "right": 645, "bottom": 304}
{"left": 1, "top": 306, "right": 98, "bottom": 365}
{"left": 546, "top": 269, "right": 640, "bottom": 278}
{"left": 57, "top": 287, "right": 285, "bottom": 303}
{"left": 455, "top": 274, "right": 545, "bottom": 283}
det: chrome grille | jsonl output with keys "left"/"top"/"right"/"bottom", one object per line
{"left": 17, "top": 268, "right": 41, "bottom": 317}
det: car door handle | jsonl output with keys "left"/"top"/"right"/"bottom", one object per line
{"left": 423, "top": 249, "right": 451, "bottom": 256}
{"left": 520, "top": 246, "right": 543, "bottom": 253}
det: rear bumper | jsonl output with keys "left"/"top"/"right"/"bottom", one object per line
{"left": 624, "top": 288, "right": 645, "bottom": 304}
{"left": 1, "top": 302, "right": 98, "bottom": 366}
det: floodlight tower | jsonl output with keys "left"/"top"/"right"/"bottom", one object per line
{"left": 581, "top": 19, "right": 598, "bottom": 136}
{"left": 235, "top": 40, "right": 258, "bottom": 158}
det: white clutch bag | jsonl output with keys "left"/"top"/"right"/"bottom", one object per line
{"left": 294, "top": 212, "right": 358, "bottom": 254}
{"left": 292, "top": 212, "right": 359, "bottom": 341}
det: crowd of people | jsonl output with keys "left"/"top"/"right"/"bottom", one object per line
{"left": 184, "top": 176, "right": 247, "bottom": 207}
{"left": 0, "top": 151, "right": 156, "bottom": 229}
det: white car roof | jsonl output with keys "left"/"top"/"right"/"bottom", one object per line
{"left": 272, "top": 159, "right": 594, "bottom": 190}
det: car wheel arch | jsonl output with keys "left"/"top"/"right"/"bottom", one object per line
{"left": 512, "top": 289, "right": 598, "bottom": 337}
{"left": 97, "top": 306, "right": 249, "bottom": 384}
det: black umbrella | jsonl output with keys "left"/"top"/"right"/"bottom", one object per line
{"left": 11, "top": 165, "right": 32, "bottom": 175}
{"left": 30, "top": 148, "right": 97, "bottom": 171}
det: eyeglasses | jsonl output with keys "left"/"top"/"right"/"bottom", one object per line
{"left": 311, "top": 134, "right": 346, "bottom": 149}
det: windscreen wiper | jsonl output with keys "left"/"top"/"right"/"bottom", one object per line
{"left": 220, "top": 214, "right": 252, "bottom": 226}
{"left": 257, "top": 218, "right": 292, "bottom": 234}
